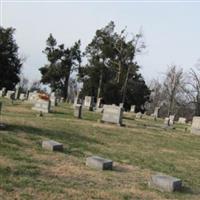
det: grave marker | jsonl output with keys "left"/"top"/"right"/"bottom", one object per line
{"left": 102, "top": 105, "right": 123, "bottom": 126}
{"left": 42, "top": 140, "right": 63, "bottom": 151}
{"left": 74, "top": 104, "right": 82, "bottom": 118}
{"left": 86, "top": 156, "right": 113, "bottom": 170}
{"left": 149, "top": 174, "right": 182, "bottom": 192}
{"left": 191, "top": 116, "right": 200, "bottom": 135}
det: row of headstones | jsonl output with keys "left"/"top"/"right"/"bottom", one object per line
{"left": 42, "top": 139, "right": 183, "bottom": 193}
{"left": 0, "top": 87, "right": 28, "bottom": 100}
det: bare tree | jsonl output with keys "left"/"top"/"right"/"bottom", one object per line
{"left": 163, "top": 65, "right": 185, "bottom": 115}
{"left": 187, "top": 61, "right": 200, "bottom": 116}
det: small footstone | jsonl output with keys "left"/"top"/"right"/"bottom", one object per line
{"left": 86, "top": 156, "right": 113, "bottom": 170}
{"left": 42, "top": 140, "right": 63, "bottom": 152}
{"left": 149, "top": 174, "right": 182, "bottom": 192}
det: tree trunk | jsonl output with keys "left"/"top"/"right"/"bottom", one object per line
{"left": 97, "top": 69, "right": 103, "bottom": 101}
{"left": 122, "top": 65, "right": 130, "bottom": 106}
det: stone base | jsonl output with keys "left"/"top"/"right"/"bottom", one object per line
{"left": 42, "top": 140, "right": 63, "bottom": 151}
{"left": 149, "top": 174, "right": 182, "bottom": 192}
{"left": 86, "top": 156, "right": 113, "bottom": 170}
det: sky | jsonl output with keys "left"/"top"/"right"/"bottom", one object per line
{"left": 1, "top": 0, "right": 200, "bottom": 84}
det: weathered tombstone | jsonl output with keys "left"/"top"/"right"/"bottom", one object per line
{"left": 130, "top": 105, "right": 136, "bottom": 113}
{"left": 84, "top": 96, "right": 94, "bottom": 110}
{"left": 86, "top": 156, "right": 113, "bottom": 170}
{"left": 2, "top": 88, "right": 6, "bottom": 96}
{"left": 50, "top": 93, "right": 57, "bottom": 107}
{"left": 19, "top": 93, "right": 26, "bottom": 100}
{"left": 178, "top": 117, "right": 186, "bottom": 124}
{"left": 169, "top": 115, "right": 175, "bottom": 125}
{"left": 135, "top": 112, "right": 143, "bottom": 119}
{"left": 101, "top": 105, "right": 123, "bottom": 126}
{"left": 42, "top": 140, "right": 63, "bottom": 151}
{"left": 5, "top": 90, "right": 15, "bottom": 99}
{"left": 74, "top": 104, "right": 82, "bottom": 118}
{"left": 164, "top": 117, "right": 170, "bottom": 126}
{"left": 32, "top": 100, "right": 51, "bottom": 113}
{"left": 0, "top": 90, "right": 3, "bottom": 97}
{"left": 191, "top": 116, "right": 200, "bottom": 135}
{"left": 149, "top": 174, "right": 182, "bottom": 192}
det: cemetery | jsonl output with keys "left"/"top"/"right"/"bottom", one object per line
{"left": 0, "top": 96, "right": 200, "bottom": 199}
{"left": 1, "top": 2, "right": 200, "bottom": 199}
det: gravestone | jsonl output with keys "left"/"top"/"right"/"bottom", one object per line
{"left": 169, "top": 115, "right": 175, "bottom": 125}
{"left": 102, "top": 105, "right": 123, "bottom": 126}
{"left": 191, "top": 116, "right": 200, "bottom": 135}
{"left": 130, "top": 105, "right": 136, "bottom": 113}
{"left": 86, "top": 156, "right": 113, "bottom": 170}
{"left": 135, "top": 112, "right": 143, "bottom": 119}
{"left": 149, "top": 174, "right": 182, "bottom": 192}
{"left": 164, "top": 117, "right": 170, "bottom": 126}
{"left": 19, "top": 93, "right": 26, "bottom": 100}
{"left": 32, "top": 100, "right": 51, "bottom": 113}
{"left": 0, "top": 90, "right": 3, "bottom": 97}
{"left": 2, "top": 88, "right": 6, "bottom": 96}
{"left": 74, "top": 104, "right": 82, "bottom": 118}
{"left": 84, "top": 96, "right": 94, "bottom": 110}
{"left": 5, "top": 90, "right": 15, "bottom": 99}
{"left": 42, "top": 140, "right": 63, "bottom": 151}
{"left": 178, "top": 117, "right": 186, "bottom": 124}
{"left": 50, "top": 93, "right": 57, "bottom": 107}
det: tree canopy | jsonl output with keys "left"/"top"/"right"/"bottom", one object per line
{"left": 78, "top": 21, "right": 150, "bottom": 111}
{"left": 0, "top": 27, "right": 23, "bottom": 89}
{"left": 39, "top": 34, "right": 81, "bottom": 100}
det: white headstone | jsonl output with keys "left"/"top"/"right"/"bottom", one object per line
{"left": 178, "top": 117, "right": 186, "bottom": 124}
{"left": 191, "top": 116, "right": 200, "bottom": 135}
{"left": 32, "top": 100, "right": 51, "bottom": 113}
{"left": 102, "top": 105, "right": 123, "bottom": 125}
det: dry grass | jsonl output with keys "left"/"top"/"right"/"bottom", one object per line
{"left": 0, "top": 99, "right": 200, "bottom": 199}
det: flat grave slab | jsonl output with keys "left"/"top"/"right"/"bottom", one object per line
{"left": 149, "top": 174, "right": 182, "bottom": 192}
{"left": 86, "top": 156, "right": 113, "bottom": 170}
{"left": 42, "top": 140, "right": 63, "bottom": 151}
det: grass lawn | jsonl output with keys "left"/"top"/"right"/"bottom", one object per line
{"left": 0, "top": 98, "right": 200, "bottom": 200}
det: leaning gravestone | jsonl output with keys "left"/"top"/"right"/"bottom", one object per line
{"left": 32, "top": 99, "right": 51, "bottom": 113}
{"left": 149, "top": 174, "right": 182, "bottom": 192}
{"left": 178, "top": 117, "right": 186, "bottom": 124}
{"left": 74, "top": 104, "right": 82, "bottom": 118}
{"left": 191, "top": 116, "right": 200, "bottom": 135}
{"left": 42, "top": 140, "right": 63, "bottom": 151}
{"left": 101, "top": 105, "right": 123, "bottom": 126}
{"left": 86, "top": 156, "right": 113, "bottom": 170}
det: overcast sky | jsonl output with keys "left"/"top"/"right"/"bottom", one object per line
{"left": 1, "top": 1, "right": 200, "bottom": 83}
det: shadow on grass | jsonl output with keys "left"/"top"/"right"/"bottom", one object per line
{"left": 7, "top": 123, "right": 101, "bottom": 154}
